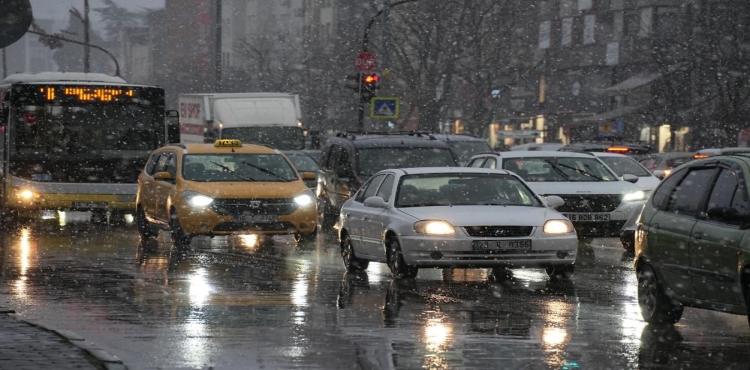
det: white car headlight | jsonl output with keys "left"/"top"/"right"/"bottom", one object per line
{"left": 543, "top": 219, "right": 574, "bottom": 234}
{"left": 414, "top": 220, "right": 455, "bottom": 235}
{"left": 623, "top": 190, "right": 646, "bottom": 202}
{"left": 294, "top": 193, "right": 314, "bottom": 206}
{"left": 184, "top": 191, "right": 214, "bottom": 207}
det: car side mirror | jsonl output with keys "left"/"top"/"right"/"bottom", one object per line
{"left": 622, "top": 174, "right": 639, "bottom": 183}
{"left": 301, "top": 172, "right": 316, "bottom": 180}
{"left": 364, "top": 196, "right": 388, "bottom": 209}
{"left": 545, "top": 195, "right": 564, "bottom": 208}
{"left": 652, "top": 169, "right": 665, "bottom": 179}
{"left": 154, "top": 171, "right": 174, "bottom": 181}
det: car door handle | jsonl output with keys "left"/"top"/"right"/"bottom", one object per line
{"left": 652, "top": 223, "right": 659, "bottom": 230}
{"left": 693, "top": 232, "right": 703, "bottom": 240}
{"left": 363, "top": 217, "right": 368, "bottom": 221}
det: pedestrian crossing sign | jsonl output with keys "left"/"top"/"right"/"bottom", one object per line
{"left": 370, "top": 97, "right": 400, "bottom": 119}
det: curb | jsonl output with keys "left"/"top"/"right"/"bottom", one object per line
{"left": 0, "top": 307, "right": 127, "bottom": 370}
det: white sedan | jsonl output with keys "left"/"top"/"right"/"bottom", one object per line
{"left": 338, "top": 167, "right": 578, "bottom": 280}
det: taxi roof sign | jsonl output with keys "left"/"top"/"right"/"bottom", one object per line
{"left": 214, "top": 139, "right": 243, "bottom": 147}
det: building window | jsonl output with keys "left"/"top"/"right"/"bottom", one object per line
{"left": 613, "top": 11, "right": 624, "bottom": 40}
{"left": 578, "top": 0, "right": 592, "bottom": 11}
{"left": 611, "top": 0, "right": 623, "bottom": 10}
{"left": 639, "top": 7, "right": 653, "bottom": 38}
{"left": 583, "top": 14, "right": 596, "bottom": 44}
{"left": 561, "top": 17, "right": 573, "bottom": 46}
{"left": 539, "top": 20, "right": 551, "bottom": 49}
{"left": 606, "top": 42, "right": 619, "bottom": 65}
{"left": 655, "top": 7, "right": 679, "bottom": 38}
{"left": 560, "top": 0, "right": 575, "bottom": 17}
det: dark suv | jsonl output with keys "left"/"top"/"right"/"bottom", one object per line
{"left": 316, "top": 132, "right": 460, "bottom": 227}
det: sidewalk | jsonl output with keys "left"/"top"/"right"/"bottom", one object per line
{"left": 0, "top": 306, "right": 126, "bottom": 370}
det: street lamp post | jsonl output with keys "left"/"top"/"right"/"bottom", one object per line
{"left": 27, "top": 30, "right": 121, "bottom": 77}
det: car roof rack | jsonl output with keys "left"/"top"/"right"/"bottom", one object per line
{"left": 334, "top": 130, "right": 436, "bottom": 140}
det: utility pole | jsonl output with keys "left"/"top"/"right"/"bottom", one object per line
{"left": 2, "top": 48, "right": 6, "bottom": 79}
{"left": 215, "top": 0, "right": 223, "bottom": 91}
{"left": 83, "top": 0, "right": 90, "bottom": 73}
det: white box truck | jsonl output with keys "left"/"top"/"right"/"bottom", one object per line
{"left": 177, "top": 93, "right": 305, "bottom": 150}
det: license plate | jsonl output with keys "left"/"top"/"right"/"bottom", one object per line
{"left": 472, "top": 240, "right": 531, "bottom": 251}
{"left": 563, "top": 213, "right": 610, "bottom": 222}
{"left": 240, "top": 214, "right": 278, "bottom": 223}
{"left": 72, "top": 202, "right": 108, "bottom": 209}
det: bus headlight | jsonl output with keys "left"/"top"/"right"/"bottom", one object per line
{"left": 19, "top": 189, "right": 35, "bottom": 200}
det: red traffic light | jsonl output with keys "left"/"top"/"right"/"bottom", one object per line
{"left": 363, "top": 74, "right": 378, "bottom": 84}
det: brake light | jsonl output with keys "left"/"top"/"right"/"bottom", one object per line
{"left": 606, "top": 147, "right": 630, "bottom": 153}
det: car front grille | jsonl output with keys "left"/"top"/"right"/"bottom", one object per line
{"left": 210, "top": 198, "right": 298, "bottom": 216}
{"left": 463, "top": 226, "right": 534, "bottom": 238}
{"left": 213, "top": 221, "right": 296, "bottom": 232}
{"left": 553, "top": 194, "right": 623, "bottom": 213}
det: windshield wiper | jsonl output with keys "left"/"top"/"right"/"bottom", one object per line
{"left": 555, "top": 162, "right": 604, "bottom": 181}
{"left": 210, "top": 161, "right": 256, "bottom": 181}
{"left": 541, "top": 159, "right": 572, "bottom": 181}
{"left": 241, "top": 161, "right": 293, "bottom": 182}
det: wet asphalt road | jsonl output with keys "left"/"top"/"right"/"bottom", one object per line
{"left": 1, "top": 215, "right": 749, "bottom": 370}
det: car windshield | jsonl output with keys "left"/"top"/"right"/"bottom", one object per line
{"left": 395, "top": 173, "right": 542, "bottom": 208}
{"left": 446, "top": 140, "right": 493, "bottom": 163}
{"left": 599, "top": 156, "right": 651, "bottom": 177}
{"left": 503, "top": 157, "right": 618, "bottom": 182}
{"left": 356, "top": 147, "right": 457, "bottom": 177}
{"left": 286, "top": 154, "right": 319, "bottom": 173}
{"left": 182, "top": 153, "right": 297, "bottom": 182}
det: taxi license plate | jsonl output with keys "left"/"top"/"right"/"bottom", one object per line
{"left": 563, "top": 213, "right": 610, "bottom": 222}
{"left": 240, "top": 215, "right": 278, "bottom": 223}
{"left": 72, "top": 202, "right": 108, "bottom": 209}
{"left": 472, "top": 240, "right": 531, "bottom": 251}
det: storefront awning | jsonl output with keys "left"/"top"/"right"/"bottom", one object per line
{"left": 604, "top": 63, "right": 684, "bottom": 95}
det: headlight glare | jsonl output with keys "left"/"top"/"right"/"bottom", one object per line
{"left": 184, "top": 191, "right": 213, "bottom": 207}
{"left": 19, "top": 189, "right": 35, "bottom": 200}
{"left": 414, "top": 220, "right": 455, "bottom": 235}
{"left": 294, "top": 193, "right": 314, "bottom": 206}
{"left": 623, "top": 190, "right": 646, "bottom": 202}
{"left": 543, "top": 219, "right": 574, "bottom": 234}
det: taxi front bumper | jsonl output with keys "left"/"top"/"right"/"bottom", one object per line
{"left": 175, "top": 203, "right": 317, "bottom": 236}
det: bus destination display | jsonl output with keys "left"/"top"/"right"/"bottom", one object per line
{"left": 38, "top": 86, "right": 137, "bottom": 102}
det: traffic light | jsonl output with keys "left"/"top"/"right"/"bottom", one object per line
{"left": 360, "top": 73, "right": 379, "bottom": 102}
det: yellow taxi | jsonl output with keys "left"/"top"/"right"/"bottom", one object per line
{"left": 135, "top": 139, "right": 318, "bottom": 245}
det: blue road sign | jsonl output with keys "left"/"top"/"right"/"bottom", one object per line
{"left": 370, "top": 97, "right": 400, "bottom": 119}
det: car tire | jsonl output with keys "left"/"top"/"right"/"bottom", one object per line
{"left": 170, "top": 211, "right": 191, "bottom": 248}
{"left": 317, "top": 197, "right": 337, "bottom": 230}
{"left": 136, "top": 206, "right": 156, "bottom": 240}
{"left": 546, "top": 264, "right": 575, "bottom": 280}
{"left": 341, "top": 234, "right": 368, "bottom": 271}
{"left": 294, "top": 228, "right": 317, "bottom": 244}
{"left": 386, "top": 237, "right": 418, "bottom": 279}
{"left": 637, "top": 264, "right": 683, "bottom": 325}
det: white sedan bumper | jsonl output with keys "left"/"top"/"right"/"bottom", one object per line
{"left": 398, "top": 233, "right": 577, "bottom": 268}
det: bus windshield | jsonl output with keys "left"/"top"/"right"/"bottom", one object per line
{"left": 7, "top": 84, "right": 165, "bottom": 183}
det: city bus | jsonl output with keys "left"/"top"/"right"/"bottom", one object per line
{"left": 0, "top": 72, "right": 179, "bottom": 226}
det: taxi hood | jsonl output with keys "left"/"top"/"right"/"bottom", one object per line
{"left": 525, "top": 180, "right": 641, "bottom": 196}
{"left": 183, "top": 180, "right": 307, "bottom": 199}
{"left": 397, "top": 206, "right": 561, "bottom": 227}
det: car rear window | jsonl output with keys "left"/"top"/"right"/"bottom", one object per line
{"left": 356, "top": 147, "right": 457, "bottom": 177}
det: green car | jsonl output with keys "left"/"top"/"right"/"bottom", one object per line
{"left": 635, "top": 154, "right": 750, "bottom": 326}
